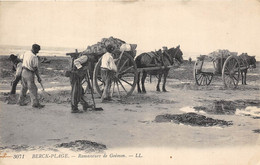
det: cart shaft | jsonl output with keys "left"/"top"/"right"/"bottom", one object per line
{"left": 137, "top": 65, "right": 176, "bottom": 72}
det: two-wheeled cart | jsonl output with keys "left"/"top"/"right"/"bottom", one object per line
{"left": 193, "top": 52, "right": 248, "bottom": 88}
{"left": 93, "top": 50, "right": 178, "bottom": 98}
{"left": 67, "top": 48, "right": 177, "bottom": 99}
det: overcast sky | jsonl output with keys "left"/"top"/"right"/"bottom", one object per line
{"left": 0, "top": 0, "right": 259, "bottom": 60}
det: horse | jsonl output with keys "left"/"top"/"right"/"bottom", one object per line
{"left": 135, "top": 45, "right": 183, "bottom": 93}
{"left": 239, "top": 53, "right": 256, "bottom": 85}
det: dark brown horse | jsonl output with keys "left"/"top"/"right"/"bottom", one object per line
{"left": 239, "top": 53, "right": 256, "bottom": 85}
{"left": 135, "top": 46, "right": 183, "bottom": 93}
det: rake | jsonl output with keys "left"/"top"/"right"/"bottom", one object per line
{"left": 86, "top": 70, "right": 103, "bottom": 111}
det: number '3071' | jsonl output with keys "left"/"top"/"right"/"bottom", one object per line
{"left": 13, "top": 154, "right": 24, "bottom": 159}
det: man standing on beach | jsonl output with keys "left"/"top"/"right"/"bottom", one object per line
{"left": 17, "top": 44, "right": 44, "bottom": 108}
{"left": 100, "top": 44, "right": 117, "bottom": 102}
{"left": 69, "top": 54, "right": 92, "bottom": 113}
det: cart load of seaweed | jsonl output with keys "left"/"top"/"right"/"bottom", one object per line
{"left": 197, "top": 49, "right": 238, "bottom": 61}
{"left": 210, "top": 49, "right": 238, "bottom": 74}
{"left": 196, "top": 49, "right": 238, "bottom": 74}
{"left": 82, "top": 36, "right": 137, "bottom": 57}
{"left": 208, "top": 49, "right": 237, "bottom": 61}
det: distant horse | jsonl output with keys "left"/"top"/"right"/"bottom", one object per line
{"left": 239, "top": 53, "right": 256, "bottom": 85}
{"left": 135, "top": 46, "right": 183, "bottom": 93}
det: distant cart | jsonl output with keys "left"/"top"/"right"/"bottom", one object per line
{"left": 193, "top": 52, "right": 249, "bottom": 88}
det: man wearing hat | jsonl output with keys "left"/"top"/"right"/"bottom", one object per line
{"left": 17, "top": 44, "right": 44, "bottom": 108}
{"left": 100, "top": 44, "right": 117, "bottom": 102}
{"left": 69, "top": 54, "right": 92, "bottom": 113}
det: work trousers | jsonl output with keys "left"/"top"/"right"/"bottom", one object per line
{"left": 18, "top": 68, "right": 39, "bottom": 106}
{"left": 101, "top": 68, "right": 115, "bottom": 102}
{"left": 70, "top": 71, "right": 88, "bottom": 110}
{"left": 10, "top": 63, "right": 22, "bottom": 94}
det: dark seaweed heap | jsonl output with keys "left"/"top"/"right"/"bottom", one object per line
{"left": 155, "top": 112, "right": 233, "bottom": 127}
{"left": 252, "top": 129, "right": 260, "bottom": 133}
{"left": 56, "top": 140, "right": 106, "bottom": 152}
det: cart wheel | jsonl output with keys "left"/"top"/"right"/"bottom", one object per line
{"left": 222, "top": 55, "right": 240, "bottom": 88}
{"left": 93, "top": 52, "right": 138, "bottom": 98}
{"left": 193, "top": 61, "right": 213, "bottom": 86}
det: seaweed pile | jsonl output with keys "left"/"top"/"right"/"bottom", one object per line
{"left": 155, "top": 112, "right": 232, "bottom": 127}
{"left": 56, "top": 140, "right": 106, "bottom": 152}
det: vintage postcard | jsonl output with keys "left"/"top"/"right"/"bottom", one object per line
{"left": 0, "top": 0, "right": 259, "bottom": 165}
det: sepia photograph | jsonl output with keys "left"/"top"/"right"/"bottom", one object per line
{"left": 0, "top": 0, "right": 259, "bottom": 164}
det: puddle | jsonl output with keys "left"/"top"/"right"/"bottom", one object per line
{"left": 155, "top": 112, "right": 232, "bottom": 127}
{"left": 193, "top": 101, "right": 236, "bottom": 115}
{"left": 180, "top": 106, "right": 206, "bottom": 114}
{"left": 236, "top": 106, "right": 260, "bottom": 118}
{"left": 193, "top": 100, "right": 260, "bottom": 118}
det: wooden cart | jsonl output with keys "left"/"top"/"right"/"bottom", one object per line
{"left": 67, "top": 48, "right": 178, "bottom": 99}
{"left": 93, "top": 50, "right": 178, "bottom": 98}
{"left": 193, "top": 54, "right": 248, "bottom": 88}
{"left": 93, "top": 50, "right": 138, "bottom": 98}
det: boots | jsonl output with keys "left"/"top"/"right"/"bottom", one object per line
{"left": 17, "top": 101, "right": 28, "bottom": 106}
{"left": 71, "top": 105, "right": 83, "bottom": 113}
{"left": 17, "top": 96, "right": 28, "bottom": 106}
{"left": 82, "top": 103, "right": 93, "bottom": 111}
{"left": 32, "top": 98, "right": 45, "bottom": 109}
{"left": 32, "top": 103, "right": 45, "bottom": 109}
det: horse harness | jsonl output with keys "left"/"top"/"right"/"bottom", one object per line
{"left": 163, "top": 51, "right": 174, "bottom": 65}
{"left": 146, "top": 50, "right": 176, "bottom": 67}
{"left": 239, "top": 55, "right": 249, "bottom": 69}
{"left": 146, "top": 52, "right": 163, "bottom": 66}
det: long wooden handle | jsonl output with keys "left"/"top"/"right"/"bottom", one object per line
{"left": 40, "top": 81, "right": 45, "bottom": 91}
{"left": 86, "top": 70, "right": 96, "bottom": 108}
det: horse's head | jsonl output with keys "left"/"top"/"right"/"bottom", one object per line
{"left": 240, "top": 53, "right": 257, "bottom": 69}
{"left": 249, "top": 56, "right": 256, "bottom": 68}
{"left": 167, "top": 45, "right": 183, "bottom": 64}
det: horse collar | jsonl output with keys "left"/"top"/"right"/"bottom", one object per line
{"left": 241, "top": 55, "right": 249, "bottom": 67}
{"left": 164, "top": 51, "right": 174, "bottom": 65}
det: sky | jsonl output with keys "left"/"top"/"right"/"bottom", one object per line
{"left": 0, "top": 0, "right": 260, "bottom": 60}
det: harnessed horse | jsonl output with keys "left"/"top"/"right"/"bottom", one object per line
{"left": 135, "top": 46, "right": 183, "bottom": 93}
{"left": 239, "top": 53, "right": 256, "bottom": 85}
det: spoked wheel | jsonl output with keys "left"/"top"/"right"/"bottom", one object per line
{"left": 93, "top": 52, "right": 138, "bottom": 98}
{"left": 222, "top": 55, "right": 240, "bottom": 88}
{"left": 193, "top": 61, "right": 213, "bottom": 86}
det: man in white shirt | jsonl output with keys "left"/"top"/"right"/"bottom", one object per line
{"left": 100, "top": 44, "right": 117, "bottom": 102}
{"left": 17, "top": 44, "right": 44, "bottom": 108}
